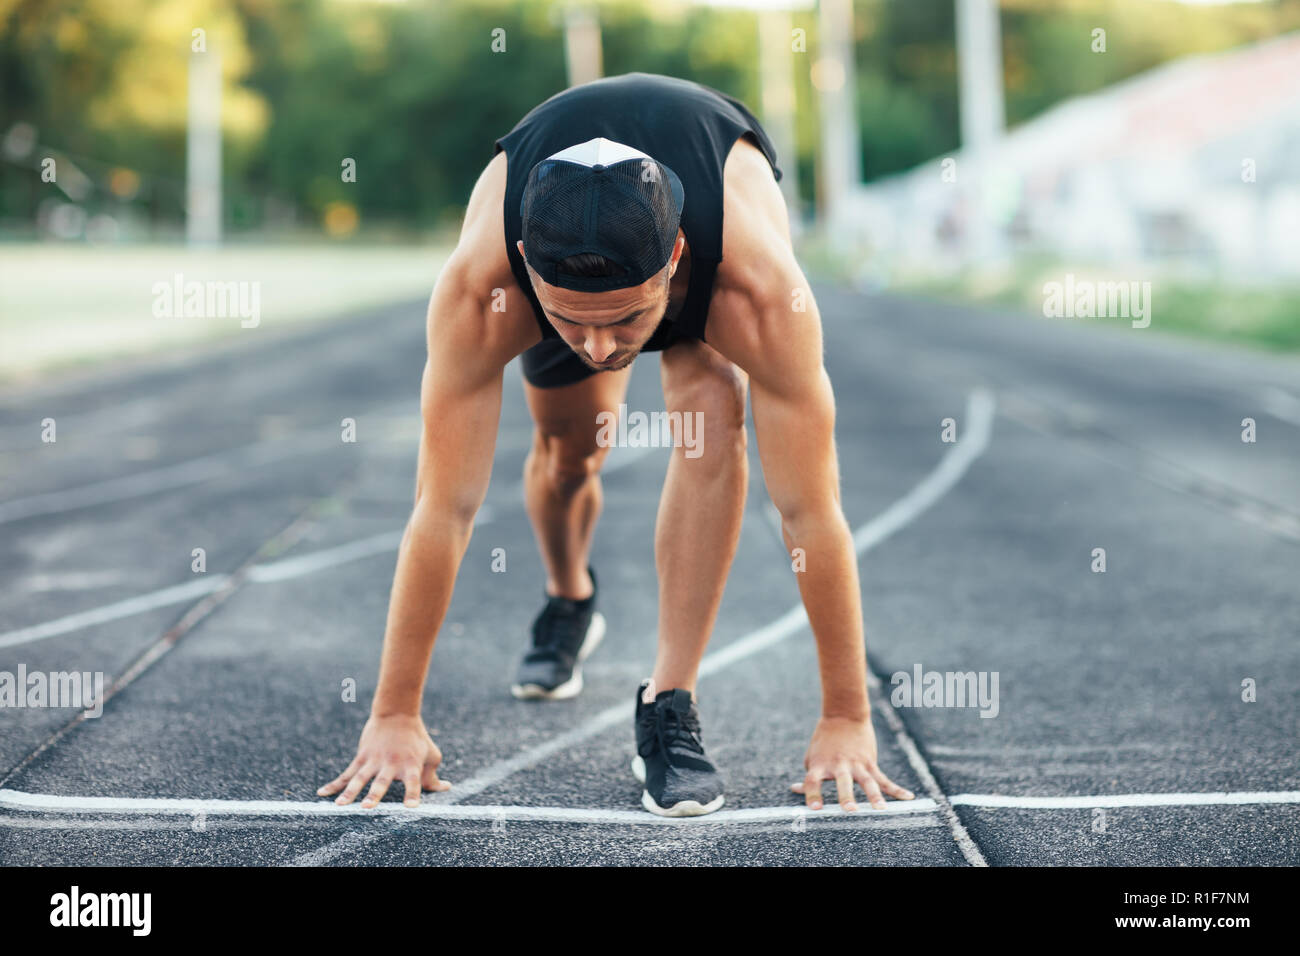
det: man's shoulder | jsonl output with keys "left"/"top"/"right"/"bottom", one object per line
{"left": 429, "top": 154, "right": 540, "bottom": 358}
{"left": 447, "top": 152, "right": 517, "bottom": 295}
{"left": 704, "top": 140, "right": 809, "bottom": 372}
{"left": 715, "top": 139, "right": 795, "bottom": 304}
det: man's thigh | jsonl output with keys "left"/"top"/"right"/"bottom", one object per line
{"left": 523, "top": 353, "right": 633, "bottom": 460}
{"left": 659, "top": 339, "right": 748, "bottom": 432}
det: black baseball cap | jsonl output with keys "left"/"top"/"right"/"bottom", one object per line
{"left": 520, "top": 137, "right": 685, "bottom": 293}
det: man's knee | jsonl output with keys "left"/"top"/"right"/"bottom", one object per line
{"left": 666, "top": 361, "right": 748, "bottom": 459}
{"left": 530, "top": 427, "right": 607, "bottom": 496}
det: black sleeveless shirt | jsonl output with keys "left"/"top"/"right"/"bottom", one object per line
{"left": 494, "top": 73, "right": 782, "bottom": 347}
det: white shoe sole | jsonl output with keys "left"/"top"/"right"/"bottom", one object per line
{"left": 510, "top": 612, "right": 606, "bottom": 701}
{"left": 630, "top": 754, "right": 726, "bottom": 817}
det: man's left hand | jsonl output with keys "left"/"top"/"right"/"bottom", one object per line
{"left": 792, "top": 714, "right": 915, "bottom": 811}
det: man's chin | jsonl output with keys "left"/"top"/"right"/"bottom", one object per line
{"left": 579, "top": 352, "right": 636, "bottom": 372}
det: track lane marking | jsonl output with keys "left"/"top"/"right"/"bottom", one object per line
{"left": 0, "top": 578, "right": 229, "bottom": 650}
{"left": 5, "top": 787, "right": 1296, "bottom": 825}
{"left": 0, "top": 514, "right": 490, "bottom": 649}
{"left": 950, "top": 791, "right": 1300, "bottom": 809}
{"left": 0, "top": 789, "right": 937, "bottom": 822}
{"left": 0, "top": 439, "right": 656, "bottom": 649}
{"left": 1261, "top": 386, "right": 1300, "bottom": 427}
{"left": 0, "top": 435, "right": 331, "bottom": 526}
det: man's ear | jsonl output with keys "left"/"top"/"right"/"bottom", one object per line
{"left": 516, "top": 240, "right": 526, "bottom": 260}
{"left": 667, "top": 232, "right": 686, "bottom": 277}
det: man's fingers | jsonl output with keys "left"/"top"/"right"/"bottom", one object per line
{"left": 857, "top": 768, "right": 887, "bottom": 810}
{"left": 423, "top": 742, "right": 451, "bottom": 792}
{"left": 361, "top": 770, "right": 395, "bottom": 809}
{"left": 873, "top": 765, "right": 915, "bottom": 801}
{"left": 317, "top": 758, "right": 362, "bottom": 797}
{"left": 835, "top": 767, "right": 858, "bottom": 812}
{"left": 422, "top": 764, "right": 451, "bottom": 792}
{"left": 402, "top": 770, "right": 423, "bottom": 808}
{"left": 802, "top": 770, "right": 825, "bottom": 810}
{"left": 334, "top": 764, "right": 375, "bottom": 806}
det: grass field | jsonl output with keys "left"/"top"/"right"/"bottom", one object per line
{"left": 0, "top": 244, "right": 449, "bottom": 385}
{"left": 886, "top": 259, "right": 1300, "bottom": 353}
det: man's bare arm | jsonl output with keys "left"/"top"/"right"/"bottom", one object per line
{"left": 369, "top": 259, "right": 523, "bottom": 719}
{"left": 320, "top": 155, "right": 539, "bottom": 807}
{"left": 708, "top": 142, "right": 913, "bottom": 810}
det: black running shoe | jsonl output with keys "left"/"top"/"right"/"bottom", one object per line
{"left": 631, "top": 681, "right": 725, "bottom": 816}
{"left": 510, "top": 569, "right": 605, "bottom": 700}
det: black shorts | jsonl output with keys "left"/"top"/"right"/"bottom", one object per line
{"left": 520, "top": 317, "right": 692, "bottom": 389}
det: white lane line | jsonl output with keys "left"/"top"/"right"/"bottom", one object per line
{"left": 0, "top": 578, "right": 228, "bottom": 650}
{"left": 853, "top": 392, "right": 996, "bottom": 868}
{"left": 291, "top": 387, "right": 997, "bottom": 865}
{"left": 853, "top": 389, "right": 996, "bottom": 552}
{"left": 0, "top": 436, "right": 326, "bottom": 526}
{"left": 0, "top": 407, "right": 640, "bottom": 646}
{"left": 699, "top": 388, "right": 997, "bottom": 679}
{"left": 0, "top": 511, "right": 494, "bottom": 650}
{"left": 867, "top": 668, "right": 987, "bottom": 867}
{"left": 5, "top": 787, "right": 1296, "bottom": 826}
{"left": 0, "top": 815, "right": 944, "bottom": 836}
{"left": 18, "top": 570, "right": 132, "bottom": 592}
{"left": 247, "top": 529, "right": 407, "bottom": 584}
{"left": 0, "top": 394, "right": 427, "bottom": 527}
{"left": 1000, "top": 391, "right": 1300, "bottom": 543}
{"left": 1261, "top": 386, "right": 1300, "bottom": 427}
{"left": 950, "top": 791, "right": 1300, "bottom": 810}
{"left": 0, "top": 788, "right": 939, "bottom": 825}
{"left": 0, "top": 424, "right": 649, "bottom": 647}
{"left": 0, "top": 433, "right": 649, "bottom": 646}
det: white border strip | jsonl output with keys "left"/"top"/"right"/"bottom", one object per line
{"left": 950, "top": 791, "right": 1300, "bottom": 810}
{"left": 0, "top": 789, "right": 937, "bottom": 824}
{"left": 4, "top": 788, "right": 1296, "bottom": 824}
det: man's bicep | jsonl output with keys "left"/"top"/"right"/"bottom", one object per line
{"left": 712, "top": 256, "right": 839, "bottom": 521}
{"left": 411, "top": 263, "right": 519, "bottom": 519}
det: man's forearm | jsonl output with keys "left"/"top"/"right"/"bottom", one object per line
{"left": 784, "top": 508, "right": 870, "bottom": 721}
{"left": 370, "top": 502, "right": 476, "bottom": 717}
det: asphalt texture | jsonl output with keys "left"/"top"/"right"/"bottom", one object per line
{"left": 1, "top": 283, "right": 1297, "bottom": 866}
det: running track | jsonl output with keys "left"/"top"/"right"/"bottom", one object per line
{"left": 1, "top": 283, "right": 1297, "bottom": 865}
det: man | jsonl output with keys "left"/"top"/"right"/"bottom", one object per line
{"left": 318, "top": 73, "right": 914, "bottom": 817}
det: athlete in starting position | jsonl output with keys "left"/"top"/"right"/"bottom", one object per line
{"left": 319, "top": 73, "right": 914, "bottom": 816}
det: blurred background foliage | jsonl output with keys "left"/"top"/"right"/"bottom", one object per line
{"left": 2, "top": 0, "right": 1299, "bottom": 239}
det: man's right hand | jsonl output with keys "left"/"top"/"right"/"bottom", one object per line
{"left": 317, "top": 713, "right": 451, "bottom": 809}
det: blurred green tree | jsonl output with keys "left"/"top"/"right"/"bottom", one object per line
{"left": 3, "top": 0, "right": 1297, "bottom": 237}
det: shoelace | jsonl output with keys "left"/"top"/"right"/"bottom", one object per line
{"left": 525, "top": 599, "right": 587, "bottom": 662}
{"left": 639, "top": 703, "right": 705, "bottom": 761}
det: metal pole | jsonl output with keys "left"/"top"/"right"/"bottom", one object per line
{"left": 757, "top": 9, "right": 801, "bottom": 221}
{"left": 186, "top": 49, "right": 222, "bottom": 246}
{"left": 563, "top": 5, "right": 603, "bottom": 88}
{"left": 815, "top": 0, "right": 860, "bottom": 241}
{"left": 955, "top": 0, "right": 1006, "bottom": 261}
